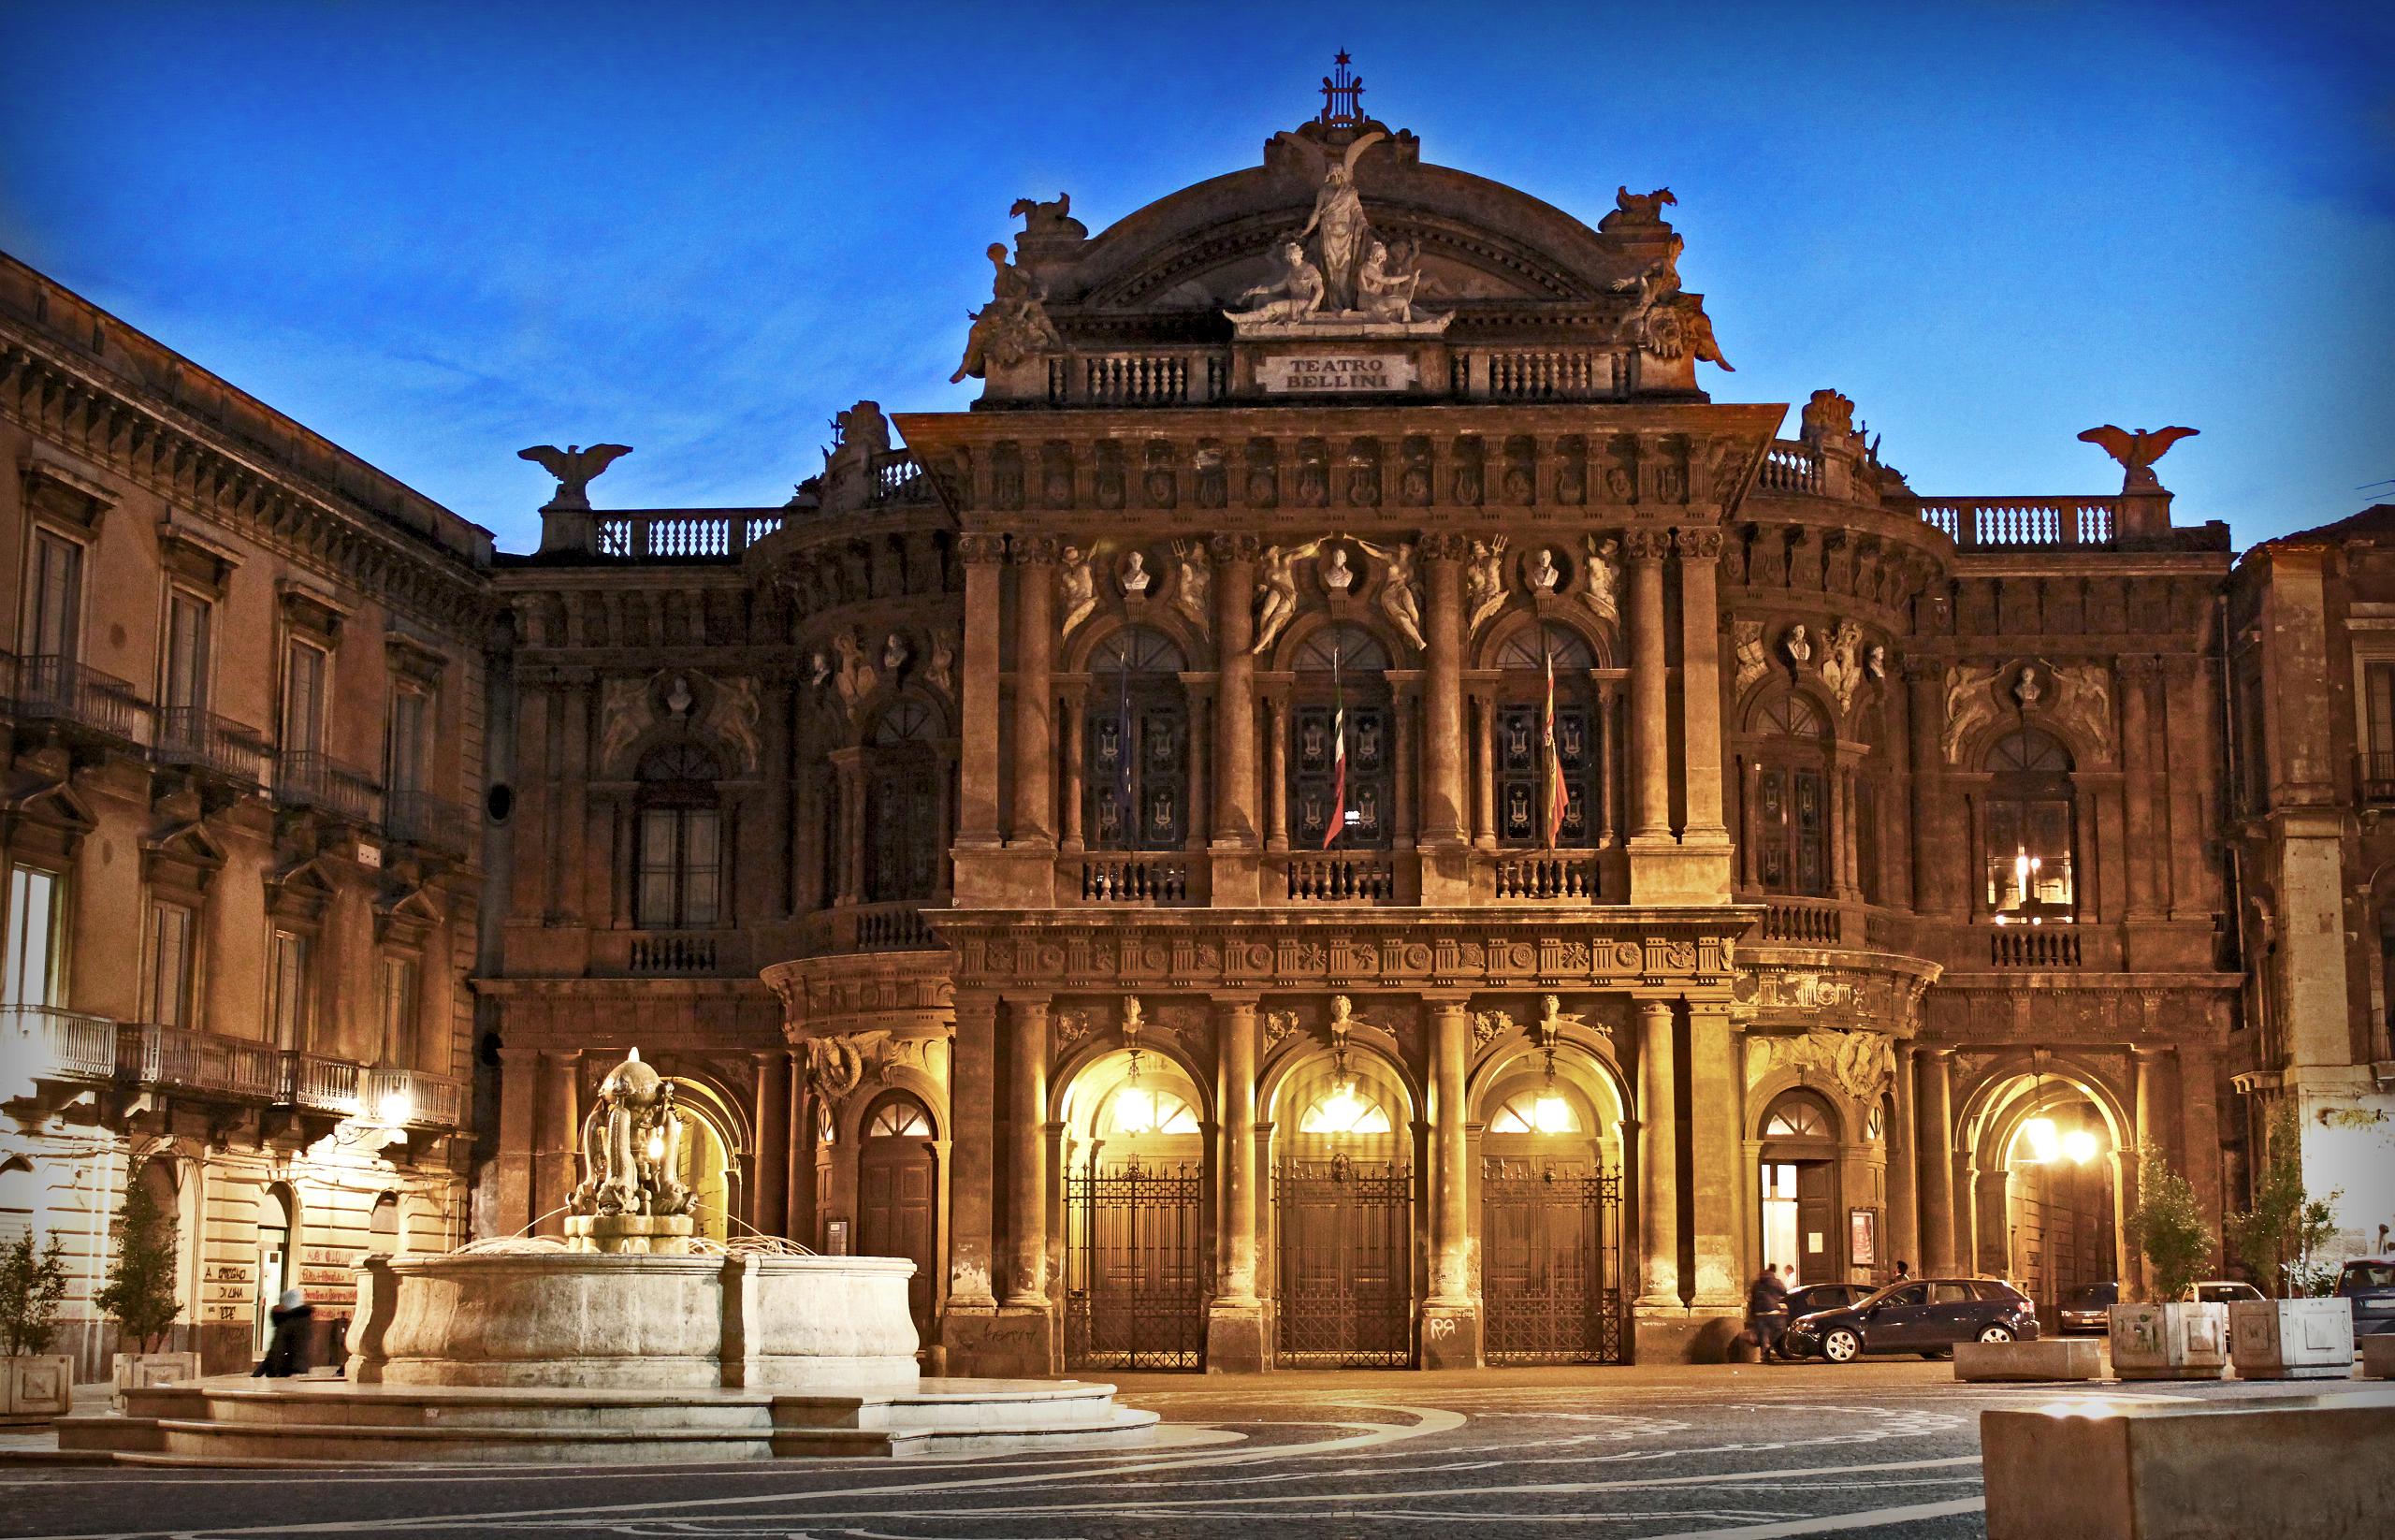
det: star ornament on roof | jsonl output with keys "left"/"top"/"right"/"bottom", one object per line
{"left": 1319, "top": 50, "right": 1366, "bottom": 125}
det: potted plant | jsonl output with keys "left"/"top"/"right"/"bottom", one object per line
{"left": 2110, "top": 1150, "right": 2228, "bottom": 1379}
{"left": 0, "top": 1230, "right": 72, "bottom": 1418}
{"left": 2223, "top": 1105, "right": 2355, "bottom": 1378}
{"left": 95, "top": 1181, "right": 195, "bottom": 1400}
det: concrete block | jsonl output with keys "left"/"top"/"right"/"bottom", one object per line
{"left": 1983, "top": 1390, "right": 2395, "bottom": 1539}
{"left": 2361, "top": 1334, "right": 2395, "bottom": 1379}
{"left": 2229, "top": 1298, "right": 2356, "bottom": 1379}
{"left": 1954, "top": 1337, "right": 2102, "bottom": 1382}
{"left": 2108, "top": 1301, "right": 2228, "bottom": 1381}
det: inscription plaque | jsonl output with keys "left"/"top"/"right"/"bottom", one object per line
{"left": 1258, "top": 353, "right": 1415, "bottom": 394}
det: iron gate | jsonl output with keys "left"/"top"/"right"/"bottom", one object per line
{"left": 1481, "top": 1157, "right": 1624, "bottom": 1364}
{"left": 1275, "top": 1155, "right": 1415, "bottom": 1368}
{"left": 1064, "top": 1159, "right": 1205, "bottom": 1371}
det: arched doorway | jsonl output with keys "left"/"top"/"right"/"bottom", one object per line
{"left": 1270, "top": 1039, "right": 1414, "bottom": 1368}
{"left": 1477, "top": 1041, "right": 1627, "bottom": 1363}
{"left": 1757, "top": 1090, "right": 1841, "bottom": 1286}
{"left": 657, "top": 1077, "right": 739, "bottom": 1243}
{"left": 1059, "top": 1048, "right": 1206, "bottom": 1371}
{"left": 254, "top": 1181, "right": 295, "bottom": 1360}
{"left": 1987, "top": 1078, "right": 2118, "bottom": 1313}
{"left": 856, "top": 1091, "right": 939, "bottom": 1346}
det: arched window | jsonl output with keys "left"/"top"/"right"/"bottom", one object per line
{"left": 1099, "top": 1084, "right": 1201, "bottom": 1136}
{"left": 1492, "top": 626, "right": 1600, "bottom": 848}
{"left": 636, "top": 744, "right": 722, "bottom": 928}
{"left": 1763, "top": 1093, "right": 1836, "bottom": 1140}
{"left": 1488, "top": 1089, "right": 1581, "bottom": 1134}
{"left": 866, "top": 1098, "right": 935, "bottom": 1138}
{"left": 1983, "top": 730, "right": 2076, "bottom": 919}
{"left": 1742, "top": 684, "right": 1831, "bottom": 896}
{"left": 1288, "top": 624, "right": 1393, "bottom": 850}
{"left": 0, "top": 1157, "right": 36, "bottom": 1244}
{"left": 1298, "top": 1082, "right": 1394, "bottom": 1135}
{"left": 866, "top": 700, "right": 941, "bottom": 901}
{"left": 1085, "top": 628, "right": 1189, "bottom": 851}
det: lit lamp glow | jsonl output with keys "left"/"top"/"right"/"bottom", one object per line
{"left": 1532, "top": 1094, "right": 1574, "bottom": 1135}
{"left": 2060, "top": 1127, "right": 2100, "bottom": 1165}
{"left": 1114, "top": 1086, "right": 1158, "bottom": 1135}
{"left": 375, "top": 1087, "right": 414, "bottom": 1126}
{"left": 2019, "top": 1116, "right": 2062, "bottom": 1164}
{"left": 645, "top": 1128, "right": 666, "bottom": 1163}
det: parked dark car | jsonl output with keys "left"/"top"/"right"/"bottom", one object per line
{"left": 1782, "top": 1282, "right": 1876, "bottom": 1320}
{"left": 1781, "top": 1277, "right": 2040, "bottom": 1363}
{"left": 2057, "top": 1281, "right": 2119, "bottom": 1334}
{"left": 2333, "top": 1258, "right": 2395, "bottom": 1337}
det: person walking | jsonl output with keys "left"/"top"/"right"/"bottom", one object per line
{"left": 253, "top": 1288, "right": 314, "bottom": 1378}
{"left": 1746, "top": 1263, "right": 1791, "bottom": 1363}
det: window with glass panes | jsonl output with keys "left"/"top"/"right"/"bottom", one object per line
{"left": 1084, "top": 628, "right": 1189, "bottom": 851}
{"left": 282, "top": 640, "right": 327, "bottom": 756}
{"left": 387, "top": 688, "right": 429, "bottom": 794}
{"left": 3, "top": 865, "right": 64, "bottom": 1009}
{"left": 1983, "top": 730, "right": 2076, "bottom": 917}
{"left": 163, "top": 592, "right": 211, "bottom": 719}
{"left": 269, "top": 930, "right": 312, "bottom": 1048}
{"left": 1287, "top": 625, "right": 1392, "bottom": 850}
{"left": 380, "top": 955, "right": 420, "bottom": 1068}
{"left": 636, "top": 743, "right": 723, "bottom": 927}
{"left": 24, "top": 531, "right": 82, "bottom": 661}
{"left": 865, "top": 700, "right": 941, "bottom": 901}
{"left": 144, "top": 901, "right": 196, "bottom": 1028}
{"left": 2363, "top": 660, "right": 2395, "bottom": 799}
{"left": 1492, "top": 627, "right": 1598, "bottom": 847}
{"left": 1745, "top": 686, "right": 1831, "bottom": 896}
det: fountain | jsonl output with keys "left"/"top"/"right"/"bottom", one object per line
{"left": 56, "top": 1050, "right": 1158, "bottom": 1462}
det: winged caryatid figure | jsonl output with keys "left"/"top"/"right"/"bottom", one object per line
{"left": 1269, "top": 127, "right": 1386, "bottom": 312}
{"left": 518, "top": 443, "right": 632, "bottom": 508}
{"left": 2076, "top": 425, "right": 2199, "bottom": 491}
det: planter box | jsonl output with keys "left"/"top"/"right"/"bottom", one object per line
{"left": 2228, "top": 1298, "right": 2355, "bottom": 1379}
{"left": 1954, "top": 1337, "right": 2102, "bottom": 1382}
{"left": 2107, "top": 1301, "right": 2228, "bottom": 1381}
{"left": 2358, "top": 1333, "right": 2395, "bottom": 1379}
{"left": 109, "top": 1350, "right": 199, "bottom": 1408}
{"left": 2, "top": 1355, "right": 73, "bottom": 1417}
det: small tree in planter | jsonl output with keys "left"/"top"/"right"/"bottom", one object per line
{"left": 2226, "top": 1104, "right": 2341, "bottom": 1298}
{"left": 94, "top": 1181, "right": 184, "bottom": 1390}
{"left": 2126, "top": 1150, "right": 2213, "bottom": 1301}
{"left": 2113, "top": 1150, "right": 2229, "bottom": 1379}
{"left": 0, "top": 1229, "right": 72, "bottom": 1416}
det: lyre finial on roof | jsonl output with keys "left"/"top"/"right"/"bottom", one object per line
{"left": 1318, "top": 50, "right": 1366, "bottom": 125}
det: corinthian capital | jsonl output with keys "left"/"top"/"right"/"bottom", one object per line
{"left": 1010, "top": 534, "right": 1059, "bottom": 566}
{"left": 957, "top": 532, "right": 1009, "bottom": 566}
{"left": 1207, "top": 533, "right": 1263, "bottom": 563}
{"left": 1674, "top": 526, "right": 1725, "bottom": 561}
{"left": 1620, "top": 527, "right": 1673, "bottom": 563}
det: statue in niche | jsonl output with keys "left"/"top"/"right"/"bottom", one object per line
{"left": 806, "top": 649, "right": 833, "bottom": 690}
{"left": 1865, "top": 642, "right": 1888, "bottom": 680}
{"left": 1466, "top": 536, "right": 1511, "bottom": 632}
{"left": 2077, "top": 425, "right": 2199, "bottom": 492}
{"left": 833, "top": 631, "right": 878, "bottom": 707}
{"left": 1528, "top": 547, "right": 1562, "bottom": 592}
{"left": 1227, "top": 240, "right": 1326, "bottom": 325}
{"left": 2049, "top": 662, "right": 2116, "bottom": 762}
{"left": 1118, "top": 549, "right": 1152, "bottom": 597}
{"left": 1355, "top": 240, "right": 1422, "bottom": 323}
{"left": 1577, "top": 534, "right": 1620, "bottom": 622}
{"left": 1820, "top": 620, "right": 1865, "bottom": 714}
{"left": 517, "top": 443, "right": 631, "bottom": 509}
{"left": 1169, "top": 541, "right": 1212, "bottom": 635}
{"left": 1355, "top": 538, "right": 1424, "bottom": 652}
{"left": 1057, "top": 545, "right": 1097, "bottom": 638}
{"left": 1319, "top": 545, "right": 1356, "bottom": 592}
{"left": 1253, "top": 540, "right": 1324, "bottom": 654}
{"left": 2014, "top": 663, "right": 2043, "bottom": 708}
{"left": 951, "top": 242, "right": 1060, "bottom": 383}
{"left": 1783, "top": 623, "right": 1813, "bottom": 667}
{"left": 1941, "top": 662, "right": 2004, "bottom": 763}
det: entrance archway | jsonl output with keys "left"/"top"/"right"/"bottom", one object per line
{"left": 1981, "top": 1077, "right": 2119, "bottom": 1314}
{"left": 660, "top": 1077, "right": 739, "bottom": 1243}
{"left": 1058, "top": 1048, "right": 1206, "bottom": 1371}
{"left": 856, "top": 1090, "right": 939, "bottom": 1346}
{"left": 1269, "top": 1043, "right": 1415, "bottom": 1368}
{"left": 1476, "top": 1043, "right": 1627, "bottom": 1364}
{"left": 254, "top": 1181, "right": 295, "bottom": 1361}
{"left": 1757, "top": 1090, "right": 1841, "bottom": 1287}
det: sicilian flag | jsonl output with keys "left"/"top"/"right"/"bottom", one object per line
{"left": 1542, "top": 633, "right": 1569, "bottom": 843}
{"left": 1322, "top": 644, "right": 1346, "bottom": 849}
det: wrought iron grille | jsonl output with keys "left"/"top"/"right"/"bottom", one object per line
{"left": 1064, "top": 1158, "right": 1205, "bottom": 1371}
{"left": 1274, "top": 1155, "right": 1415, "bottom": 1368}
{"left": 1481, "top": 1157, "right": 1625, "bottom": 1364}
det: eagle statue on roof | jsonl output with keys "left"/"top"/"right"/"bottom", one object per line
{"left": 2076, "top": 425, "right": 2198, "bottom": 492}
{"left": 518, "top": 443, "right": 632, "bottom": 508}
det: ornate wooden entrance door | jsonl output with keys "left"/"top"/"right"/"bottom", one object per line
{"left": 858, "top": 1139, "right": 937, "bottom": 1344}
{"left": 1274, "top": 1155, "right": 1414, "bottom": 1368}
{"left": 1064, "top": 1158, "right": 1205, "bottom": 1370}
{"left": 1481, "top": 1156, "right": 1624, "bottom": 1364}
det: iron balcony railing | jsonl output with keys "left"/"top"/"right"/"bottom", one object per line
{"left": 153, "top": 705, "right": 270, "bottom": 786}
{"left": 385, "top": 789, "right": 472, "bottom": 857}
{"left": 6, "top": 654, "right": 151, "bottom": 746}
{"left": 117, "top": 1022, "right": 283, "bottom": 1101}
{"left": 0, "top": 1004, "right": 121, "bottom": 1085}
{"left": 2359, "top": 751, "right": 2395, "bottom": 805}
{"left": 275, "top": 750, "right": 384, "bottom": 825}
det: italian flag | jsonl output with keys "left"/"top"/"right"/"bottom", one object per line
{"left": 1543, "top": 635, "right": 1569, "bottom": 843}
{"left": 1322, "top": 663, "right": 1347, "bottom": 850}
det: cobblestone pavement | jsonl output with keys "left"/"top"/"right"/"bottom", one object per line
{"left": 2, "top": 1362, "right": 2379, "bottom": 1539}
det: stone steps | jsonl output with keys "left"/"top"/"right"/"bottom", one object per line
{"left": 55, "top": 1376, "right": 1159, "bottom": 1464}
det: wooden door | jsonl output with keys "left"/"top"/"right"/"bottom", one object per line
{"left": 859, "top": 1141, "right": 936, "bottom": 1343}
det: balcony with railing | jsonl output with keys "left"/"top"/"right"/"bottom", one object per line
{"left": 1072, "top": 856, "right": 1197, "bottom": 904}
{"left": 357, "top": 1065, "right": 467, "bottom": 1130}
{"left": 593, "top": 509, "right": 786, "bottom": 560}
{"left": 275, "top": 751, "right": 383, "bottom": 825}
{"left": 868, "top": 450, "right": 941, "bottom": 506}
{"left": 118, "top": 1022, "right": 284, "bottom": 1101}
{"left": 1046, "top": 352, "right": 1227, "bottom": 407}
{"left": 801, "top": 901, "right": 943, "bottom": 955}
{"left": 1, "top": 1004, "right": 121, "bottom": 1087}
{"left": 1987, "top": 923, "right": 2083, "bottom": 968}
{"left": 283, "top": 1050, "right": 362, "bottom": 1115}
{"left": 1756, "top": 443, "right": 1823, "bottom": 496}
{"left": 1916, "top": 497, "right": 2118, "bottom": 552}
{"left": 1277, "top": 853, "right": 1400, "bottom": 903}
{"left": 153, "top": 706, "right": 270, "bottom": 786}
{"left": 385, "top": 789, "right": 473, "bottom": 858}
{"left": 1487, "top": 850, "right": 1601, "bottom": 901}
{"left": 5, "top": 654, "right": 151, "bottom": 747}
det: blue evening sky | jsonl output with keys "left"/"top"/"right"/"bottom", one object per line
{"left": 1, "top": 2, "right": 2388, "bottom": 554}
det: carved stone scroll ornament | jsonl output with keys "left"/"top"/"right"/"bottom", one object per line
{"left": 951, "top": 241, "right": 1060, "bottom": 384}
{"left": 1733, "top": 620, "right": 1769, "bottom": 697}
{"left": 1057, "top": 545, "right": 1097, "bottom": 639}
{"left": 1168, "top": 540, "right": 1212, "bottom": 637}
{"left": 1577, "top": 535, "right": 1620, "bottom": 623}
{"left": 1264, "top": 1009, "right": 1300, "bottom": 1048}
{"left": 1941, "top": 662, "right": 2004, "bottom": 763}
{"left": 1465, "top": 535, "right": 1511, "bottom": 633}
{"left": 804, "top": 1034, "right": 867, "bottom": 1110}
{"left": 1472, "top": 1009, "right": 1515, "bottom": 1049}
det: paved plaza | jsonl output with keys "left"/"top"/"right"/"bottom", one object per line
{"left": 6, "top": 1363, "right": 2385, "bottom": 1539}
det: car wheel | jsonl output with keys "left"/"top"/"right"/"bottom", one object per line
{"left": 1822, "top": 1328, "right": 1862, "bottom": 1363}
{"left": 1978, "top": 1325, "right": 2014, "bottom": 1344}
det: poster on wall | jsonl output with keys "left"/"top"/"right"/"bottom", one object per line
{"left": 1851, "top": 1208, "right": 1879, "bottom": 1267}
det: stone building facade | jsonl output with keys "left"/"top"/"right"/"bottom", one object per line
{"left": 0, "top": 254, "right": 491, "bottom": 1376}
{"left": 473, "top": 99, "right": 2253, "bottom": 1373}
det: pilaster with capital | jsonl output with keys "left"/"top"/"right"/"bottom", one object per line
{"left": 1422, "top": 994, "right": 1482, "bottom": 1367}
{"left": 1003, "top": 995, "right": 1050, "bottom": 1307}
{"left": 1634, "top": 998, "right": 1681, "bottom": 1310}
{"left": 2120, "top": 655, "right": 2162, "bottom": 919}
{"left": 955, "top": 534, "right": 1009, "bottom": 846}
{"left": 1210, "top": 534, "right": 1260, "bottom": 847}
{"left": 1674, "top": 526, "right": 1730, "bottom": 848}
{"left": 1419, "top": 533, "right": 1470, "bottom": 846}
{"left": 1009, "top": 537, "right": 1057, "bottom": 846}
{"left": 1624, "top": 529, "right": 1674, "bottom": 845}
{"left": 942, "top": 993, "right": 999, "bottom": 1317}
{"left": 1913, "top": 1045, "right": 1957, "bottom": 1274}
{"left": 1686, "top": 1000, "right": 1744, "bottom": 1307}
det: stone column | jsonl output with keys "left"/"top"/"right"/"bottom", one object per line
{"left": 1004, "top": 996, "right": 1051, "bottom": 1308}
{"left": 1914, "top": 1047, "right": 1957, "bottom": 1274}
{"left": 2126, "top": 1043, "right": 2170, "bottom": 1297}
{"left": 1887, "top": 1044, "right": 1919, "bottom": 1277}
{"left": 1905, "top": 660, "right": 1955, "bottom": 917}
{"left": 1634, "top": 998, "right": 1680, "bottom": 1309}
{"left": 2164, "top": 658, "right": 2213, "bottom": 922}
{"left": 2121, "top": 656, "right": 2160, "bottom": 919}
{"left": 941, "top": 992, "right": 999, "bottom": 1359}
{"left": 1739, "top": 759, "right": 1762, "bottom": 888}
{"left": 1686, "top": 1001, "right": 1744, "bottom": 1309}
{"left": 956, "top": 535, "right": 1008, "bottom": 847}
{"left": 1059, "top": 694, "right": 1084, "bottom": 851}
{"left": 1624, "top": 530, "right": 1674, "bottom": 844}
{"left": 1420, "top": 538, "right": 1468, "bottom": 846}
{"left": 1423, "top": 995, "right": 1480, "bottom": 1367}
{"left": 1954, "top": 1154, "right": 1984, "bottom": 1274}
{"left": 750, "top": 1051, "right": 791, "bottom": 1238}
{"left": 1207, "top": 995, "right": 1266, "bottom": 1370}
{"left": 1675, "top": 528, "right": 1730, "bottom": 848}
{"left": 1265, "top": 698, "right": 1289, "bottom": 850}
{"left": 1471, "top": 693, "right": 1498, "bottom": 849}
{"left": 1210, "top": 536, "right": 1258, "bottom": 844}
{"left": 493, "top": 1043, "right": 538, "bottom": 1234}
{"left": 1009, "top": 538, "right": 1056, "bottom": 845}
{"left": 1184, "top": 690, "right": 1212, "bottom": 849}
{"left": 535, "top": 1050, "right": 580, "bottom": 1237}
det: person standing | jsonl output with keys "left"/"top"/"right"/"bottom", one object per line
{"left": 1893, "top": 1259, "right": 1912, "bottom": 1285}
{"left": 253, "top": 1288, "right": 313, "bottom": 1378}
{"left": 1746, "top": 1263, "right": 1791, "bottom": 1362}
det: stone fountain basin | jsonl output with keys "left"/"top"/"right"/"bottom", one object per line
{"left": 349, "top": 1252, "right": 920, "bottom": 1391}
